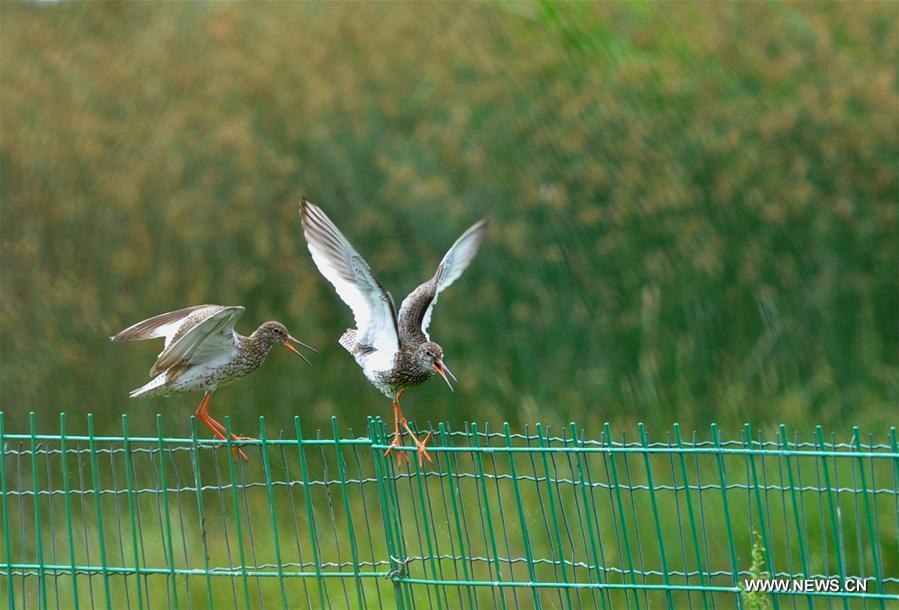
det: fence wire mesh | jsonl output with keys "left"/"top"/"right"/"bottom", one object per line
{"left": 1, "top": 412, "right": 897, "bottom": 610}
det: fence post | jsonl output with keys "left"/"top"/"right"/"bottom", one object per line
{"left": 638, "top": 422, "right": 674, "bottom": 610}
{"left": 28, "top": 411, "right": 48, "bottom": 610}
{"left": 259, "top": 416, "right": 289, "bottom": 610}
{"left": 1, "top": 412, "right": 15, "bottom": 610}
{"left": 87, "top": 413, "right": 113, "bottom": 610}
{"left": 534, "top": 423, "right": 572, "bottom": 610}
{"left": 409, "top": 422, "right": 444, "bottom": 610}
{"left": 121, "top": 414, "right": 143, "bottom": 610}
{"left": 369, "top": 416, "right": 408, "bottom": 610}
{"left": 330, "top": 416, "right": 366, "bottom": 609}
{"left": 221, "top": 415, "right": 253, "bottom": 610}
{"left": 815, "top": 425, "right": 849, "bottom": 610}
{"left": 472, "top": 421, "right": 510, "bottom": 610}
{"left": 743, "top": 423, "right": 779, "bottom": 610}
{"left": 156, "top": 414, "right": 180, "bottom": 610}
{"left": 293, "top": 416, "right": 327, "bottom": 609}
{"left": 779, "top": 424, "right": 814, "bottom": 610}
{"left": 852, "top": 426, "right": 885, "bottom": 610}
{"left": 570, "top": 422, "right": 607, "bottom": 610}
{"left": 187, "top": 415, "right": 215, "bottom": 610}
{"left": 711, "top": 423, "right": 743, "bottom": 610}
{"left": 509, "top": 422, "right": 543, "bottom": 610}
{"left": 673, "top": 423, "right": 709, "bottom": 610}
{"left": 603, "top": 422, "right": 641, "bottom": 609}
{"left": 436, "top": 421, "right": 477, "bottom": 607}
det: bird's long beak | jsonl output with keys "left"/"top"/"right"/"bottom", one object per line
{"left": 282, "top": 336, "right": 315, "bottom": 365}
{"left": 434, "top": 360, "right": 456, "bottom": 392}
{"left": 288, "top": 335, "right": 317, "bottom": 353}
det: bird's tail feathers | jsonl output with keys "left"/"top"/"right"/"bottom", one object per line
{"left": 129, "top": 374, "right": 168, "bottom": 398}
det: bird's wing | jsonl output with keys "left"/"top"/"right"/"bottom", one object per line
{"left": 300, "top": 198, "right": 399, "bottom": 356}
{"left": 150, "top": 306, "right": 245, "bottom": 376}
{"left": 398, "top": 218, "right": 489, "bottom": 339}
{"left": 111, "top": 304, "right": 213, "bottom": 348}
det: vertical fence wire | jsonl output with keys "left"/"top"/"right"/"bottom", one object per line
{"left": 0, "top": 413, "right": 897, "bottom": 609}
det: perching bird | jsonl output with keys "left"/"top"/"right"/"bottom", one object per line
{"left": 300, "top": 198, "right": 488, "bottom": 466}
{"left": 112, "top": 305, "right": 315, "bottom": 461}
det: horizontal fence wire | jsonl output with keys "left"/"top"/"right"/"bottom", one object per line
{"left": 1, "top": 411, "right": 897, "bottom": 610}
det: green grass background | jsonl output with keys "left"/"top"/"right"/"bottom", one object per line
{"left": 2, "top": 1, "right": 895, "bottom": 438}
{"left": 0, "top": 3, "right": 897, "bottom": 608}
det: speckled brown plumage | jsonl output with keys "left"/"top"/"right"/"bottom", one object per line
{"left": 112, "top": 305, "right": 314, "bottom": 461}
{"left": 338, "top": 327, "right": 438, "bottom": 397}
{"left": 161, "top": 327, "right": 277, "bottom": 391}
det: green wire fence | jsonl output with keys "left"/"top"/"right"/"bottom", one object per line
{"left": 1, "top": 412, "right": 897, "bottom": 610}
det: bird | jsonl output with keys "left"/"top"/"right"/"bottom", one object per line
{"left": 111, "top": 305, "right": 315, "bottom": 461}
{"left": 299, "top": 197, "right": 488, "bottom": 466}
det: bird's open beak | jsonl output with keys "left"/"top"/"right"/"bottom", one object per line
{"left": 289, "top": 335, "right": 317, "bottom": 353}
{"left": 434, "top": 360, "right": 456, "bottom": 391}
{"left": 282, "top": 335, "right": 315, "bottom": 365}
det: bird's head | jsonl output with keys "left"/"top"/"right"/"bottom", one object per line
{"left": 416, "top": 341, "right": 457, "bottom": 391}
{"left": 254, "top": 321, "right": 316, "bottom": 364}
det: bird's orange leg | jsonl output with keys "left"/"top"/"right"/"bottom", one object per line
{"left": 401, "top": 417, "right": 433, "bottom": 467}
{"left": 384, "top": 390, "right": 410, "bottom": 466}
{"left": 388, "top": 389, "right": 431, "bottom": 467}
{"left": 195, "top": 391, "right": 251, "bottom": 462}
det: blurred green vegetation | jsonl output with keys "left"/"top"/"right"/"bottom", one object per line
{"left": 1, "top": 2, "right": 896, "bottom": 437}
